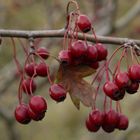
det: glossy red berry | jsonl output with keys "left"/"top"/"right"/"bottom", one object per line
{"left": 115, "top": 72, "right": 130, "bottom": 89}
{"left": 89, "top": 109, "right": 103, "bottom": 126}
{"left": 102, "top": 112, "right": 115, "bottom": 133}
{"left": 70, "top": 40, "right": 87, "bottom": 58}
{"left": 25, "top": 63, "right": 36, "bottom": 77}
{"left": 103, "top": 81, "right": 125, "bottom": 101}
{"left": 28, "top": 107, "right": 45, "bottom": 121}
{"left": 102, "top": 122, "right": 115, "bottom": 133}
{"left": 37, "top": 47, "right": 49, "bottom": 59}
{"left": 85, "top": 118, "right": 100, "bottom": 132}
{"left": 22, "top": 78, "right": 36, "bottom": 95}
{"left": 105, "top": 109, "right": 119, "bottom": 128}
{"left": 58, "top": 50, "right": 71, "bottom": 64}
{"left": 36, "top": 63, "right": 48, "bottom": 77}
{"left": 49, "top": 84, "right": 67, "bottom": 102}
{"left": 29, "top": 95, "right": 47, "bottom": 114}
{"left": 126, "top": 81, "right": 139, "bottom": 94}
{"left": 77, "top": 14, "right": 91, "bottom": 33}
{"left": 87, "top": 45, "right": 98, "bottom": 61}
{"left": 95, "top": 43, "right": 108, "bottom": 61}
{"left": 128, "top": 64, "right": 140, "bottom": 82}
{"left": 89, "top": 61, "right": 99, "bottom": 69}
{"left": 117, "top": 114, "right": 129, "bottom": 130}
{"left": 15, "top": 103, "right": 31, "bottom": 124}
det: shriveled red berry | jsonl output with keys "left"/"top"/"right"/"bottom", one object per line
{"left": 25, "top": 63, "right": 37, "bottom": 77}
{"left": 28, "top": 107, "right": 45, "bottom": 121}
{"left": 128, "top": 64, "right": 140, "bottom": 82}
{"left": 58, "top": 50, "right": 71, "bottom": 64}
{"left": 117, "top": 114, "right": 129, "bottom": 130}
{"left": 77, "top": 14, "right": 91, "bottom": 33}
{"left": 49, "top": 84, "right": 67, "bottom": 102}
{"left": 126, "top": 81, "right": 139, "bottom": 94}
{"left": 87, "top": 45, "right": 98, "bottom": 61}
{"left": 29, "top": 95, "right": 47, "bottom": 114}
{"left": 95, "top": 43, "right": 108, "bottom": 61}
{"left": 37, "top": 47, "right": 49, "bottom": 59}
{"left": 70, "top": 40, "right": 87, "bottom": 58}
{"left": 22, "top": 78, "right": 36, "bottom": 95}
{"left": 36, "top": 63, "right": 48, "bottom": 77}
{"left": 85, "top": 118, "right": 100, "bottom": 132}
{"left": 115, "top": 72, "right": 130, "bottom": 89}
{"left": 89, "top": 109, "right": 103, "bottom": 126}
{"left": 15, "top": 103, "right": 31, "bottom": 124}
{"left": 103, "top": 81, "right": 125, "bottom": 101}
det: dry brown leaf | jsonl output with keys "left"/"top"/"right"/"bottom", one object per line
{"left": 55, "top": 64, "right": 96, "bottom": 109}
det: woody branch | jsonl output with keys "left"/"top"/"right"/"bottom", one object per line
{"left": 0, "top": 29, "right": 140, "bottom": 46}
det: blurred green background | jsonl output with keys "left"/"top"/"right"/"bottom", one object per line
{"left": 0, "top": 0, "right": 140, "bottom": 140}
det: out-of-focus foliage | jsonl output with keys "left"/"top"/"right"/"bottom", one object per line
{"left": 0, "top": 0, "right": 140, "bottom": 140}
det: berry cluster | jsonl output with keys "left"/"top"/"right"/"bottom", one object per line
{"left": 87, "top": 40, "right": 140, "bottom": 133}
{"left": 15, "top": 96, "right": 47, "bottom": 124}
{"left": 103, "top": 65, "right": 140, "bottom": 101}
{"left": 59, "top": 41, "right": 107, "bottom": 68}
{"left": 86, "top": 109, "right": 128, "bottom": 133}
{"left": 12, "top": 0, "right": 140, "bottom": 134}
{"left": 14, "top": 45, "right": 67, "bottom": 124}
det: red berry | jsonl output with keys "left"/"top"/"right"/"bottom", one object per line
{"left": 36, "top": 63, "right": 48, "bottom": 77}
{"left": 58, "top": 50, "right": 71, "bottom": 64}
{"left": 25, "top": 63, "right": 37, "bottom": 77}
{"left": 102, "top": 112, "right": 115, "bottom": 133}
{"left": 95, "top": 43, "right": 108, "bottom": 61}
{"left": 22, "top": 78, "right": 36, "bottom": 95}
{"left": 77, "top": 14, "right": 91, "bottom": 33}
{"left": 37, "top": 47, "right": 49, "bottom": 59}
{"left": 49, "top": 84, "right": 67, "bottom": 102}
{"left": 105, "top": 109, "right": 119, "bottom": 128}
{"left": 89, "top": 109, "right": 103, "bottom": 126}
{"left": 28, "top": 107, "right": 45, "bottom": 121}
{"left": 15, "top": 103, "right": 31, "bottom": 124}
{"left": 70, "top": 40, "right": 87, "bottom": 58}
{"left": 89, "top": 61, "right": 99, "bottom": 69}
{"left": 102, "top": 122, "right": 115, "bottom": 133}
{"left": 117, "top": 114, "right": 129, "bottom": 130}
{"left": 29, "top": 95, "right": 47, "bottom": 114}
{"left": 103, "top": 81, "right": 125, "bottom": 101}
{"left": 128, "top": 64, "right": 140, "bottom": 82}
{"left": 126, "top": 81, "right": 139, "bottom": 94}
{"left": 87, "top": 45, "right": 98, "bottom": 61}
{"left": 85, "top": 118, "right": 100, "bottom": 132}
{"left": 115, "top": 72, "right": 130, "bottom": 89}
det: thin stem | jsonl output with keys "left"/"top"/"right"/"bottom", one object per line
{"left": 130, "top": 46, "right": 135, "bottom": 64}
{"left": 104, "top": 95, "right": 107, "bottom": 112}
{"left": 34, "top": 52, "right": 53, "bottom": 85}
{"left": 113, "top": 48, "right": 126, "bottom": 77}
{"left": 91, "top": 62, "right": 106, "bottom": 85}
{"left": 66, "top": 0, "right": 80, "bottom": 16}
{"left": 18, "top": 38, "right": 28, "bottom": 56}
{"left": 11, "top": 38, "right": 22, "bottom": 74}
{"left": 91, "top": 27, "right": 98, "bottom": 44}
{"left": 93, "top": 68, "right": 105, "bottom": 109}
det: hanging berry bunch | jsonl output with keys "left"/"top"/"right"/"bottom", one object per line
{"left": 14, "top": 38, "right": 51, "bottom": 124}
{"left": 12, "top": 0, "right": 140, "bottom": 134}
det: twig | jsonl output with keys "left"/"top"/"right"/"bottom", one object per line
{"left": 0, "top": 29, "right": 140, "bottom": 46}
